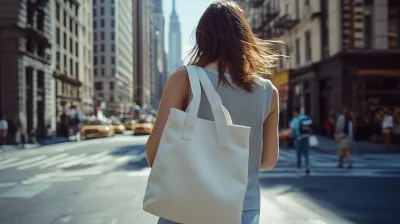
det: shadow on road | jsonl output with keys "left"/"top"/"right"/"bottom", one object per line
{"left": 109, "top": 144, "right": 150, "bottom": 171}
{"left": 259, "top": 176, "right": 400, "bottom": 224}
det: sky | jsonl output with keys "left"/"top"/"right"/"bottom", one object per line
{"left": 163, "top": 0, "right": 215, "bottom": 63}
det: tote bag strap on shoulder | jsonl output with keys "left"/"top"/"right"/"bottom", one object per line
{"left": 183, "top": 66, "right": 232, "bottom": 148}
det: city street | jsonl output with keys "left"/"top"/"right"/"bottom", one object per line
{"left": 0, "top": 134, "right": 399, "bottom": 224}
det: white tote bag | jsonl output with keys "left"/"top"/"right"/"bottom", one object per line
{"left": 308, "top": 135, "right": 319, "bottom": 147}
{"left": 143, "top": 66, "right": 250, "bottom": 224}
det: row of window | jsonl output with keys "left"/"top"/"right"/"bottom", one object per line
{"left": 93, "top": 7, "right": 115, "bottom": 17}
{"left": 93, "top": 19, "right": 114, "bottom": 29}
{"left": 56, "top": 28, "right": 79, "bottom": 57}
{"left": 56, "top": 51, "right": 79, "bottom": 78}
{"left": 55, "top": 4, "right": 79, "bottom": 37}
{"left": 94, "top": 81, "right": 114, "bottom": 91}
{"left": 93, "top": 43, "right": 115, "bottom": 53}
{"left": 93, "top": 55, "right": 115, "bottom": 65}
{"left": 93, "top": 0, "right": 114, "bottom": 5}
{"left": 94, "top": 31, "right": 115, "bottom": 41}
{"left": 93, "top": 67, "right": 115, "bottom": 77}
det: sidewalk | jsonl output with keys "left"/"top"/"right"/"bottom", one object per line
{"left": 0, "top": 137, "right": 69, "bottom": 152}
{"left": 314, "top": 135, "right": 399, "bottom": 154}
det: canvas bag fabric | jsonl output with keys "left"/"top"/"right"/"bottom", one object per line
{"left": 143, "top": 66, "right": 251, "bottom": 224}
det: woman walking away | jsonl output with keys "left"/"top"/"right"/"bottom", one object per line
{"left": 145, "top": 1, "right": 280, "bottom": 223}
{"left": 335, "top": 108, "right": 353, "bottom": 168}
{"left": 382, "top": 110, "right": 394, "bottom": 144}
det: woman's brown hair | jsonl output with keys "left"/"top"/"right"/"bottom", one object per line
{"left": 188, "top": 0, "right": 281, "bottom": 92}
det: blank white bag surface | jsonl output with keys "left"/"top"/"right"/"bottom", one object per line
{"left": 143, "top": 66, "right": 250, "bottom": 224}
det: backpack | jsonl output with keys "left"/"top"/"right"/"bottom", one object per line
{"left": 298, "top": 116, "right": 313, "bottom": 138}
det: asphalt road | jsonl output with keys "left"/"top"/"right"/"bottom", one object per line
{"left": 0, "top": 133, "right": 399, "bottom": 224}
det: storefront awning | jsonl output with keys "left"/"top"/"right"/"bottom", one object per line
{"left": 357, "top": 69, "right": 400, "bottom": 76}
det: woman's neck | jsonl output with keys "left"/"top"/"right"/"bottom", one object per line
{"left": 203, "top": 61, "right": 230, "bottom": 74}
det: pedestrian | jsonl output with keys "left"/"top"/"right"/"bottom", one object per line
{"left": 0, "top": 113, "right": 8, "bottom": 146}
{"left": 145, "top": 1, "right": 280, "bottom": 223}
{"left": 382, "top": 110, "right": 394, "bottom": 144}
{"left": 15, "top": 120, "right": 26, "bottom": 148}
{"left": 335, "top": 108, "right": 353, "bottom": 168}
{"left": 281, "top": 107, "right": 313, "bottom": 175}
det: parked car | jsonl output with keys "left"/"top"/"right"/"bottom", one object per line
{"left": 81, "top": 120, "right": 115, "bottom": 139}
{"left": 111, "top": 120, "right": 125, "bottom": 134}
{"left": 133, "top": 119, "right": 153, "bottom": 135}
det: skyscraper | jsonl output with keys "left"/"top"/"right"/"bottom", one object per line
{"left": 168, "top": 0, "right": 182, "bottom": 74}
{"left": 93, "top": 0, "right": 134, "bottom": 116}
{"left": 152, "top": 0, "right": 167, "bottom": 109}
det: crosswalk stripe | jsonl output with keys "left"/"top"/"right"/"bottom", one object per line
{"left": 57, "top": 155, "right": 89, "bottom": 169}
{"left": 40, "top": 154, "right": 87, "bottom": 169}
{"left": 0, "top": 157, "right": 20, "bottom": 166}
{"left": 0, "top": 156, "right": 47, "bottom": 170}
{"left": 17, "top": 153, "right": 69, "bottom": 170}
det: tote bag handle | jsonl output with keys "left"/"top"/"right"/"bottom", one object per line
{"left": 182, "top": 66, "right": 232, "bottom": 148}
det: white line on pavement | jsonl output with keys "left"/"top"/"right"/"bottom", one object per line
{"left": 0, "top": 182, "right": 17, "bottom": 188}
{"left": 17, "top": 153, "right": 69, "bottom": 170}
{"left": 0, "top": 156, "right": 48, "bottom": 170}
{"left": 40, "top": 154, "right": 87, "bottom": 169}
{"left": 0, "top": 157, "right": 20, "bottom": 166}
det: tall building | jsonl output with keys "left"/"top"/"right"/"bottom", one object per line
{"left": 246, "top": 0, "right": 400, "bottom": 141}
{"left": 152, "top": 0, "right": 167, "bottom": 109}
{"left": 78, "top": 1, "right": 94, "bottom": 116}
{"left": 0, "top": 0, "right": 54, "bottom": 136}
{"left": 133, "top": 0, "right": 153, "bottom": 110}
{"left": 168, "top": 0, "right": 182, "bottom": 74}
{"left": 93, "top": 0, "right": 134, "bottom": 116}
{"left": 53, "top": 0, "right": 94, "bottom": 130}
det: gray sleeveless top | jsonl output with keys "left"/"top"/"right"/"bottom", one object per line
{"left": 189, "top": 68, "right": 274, "bottom": 211}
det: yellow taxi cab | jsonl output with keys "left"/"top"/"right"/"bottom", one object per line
{"left": 124, "top": 120, "right": 136, "bottom": 130}
{"left": 81, "top": 120, "right": 115, "bottom": 139}
{"left": 111, "top": 120, "right": 125, "bottom": 134}
{"left": 133, "top": 119, "right": 153, "bottom": 135}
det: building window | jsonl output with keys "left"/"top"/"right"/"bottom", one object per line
{"left": 295, "top": 0, "right": 299, "bottom": 19}
{"left": 295, "top": 38, "right": 300, "bottom": 66}
{"left": 94, "top": 44, "right": 97, "bottom": 53}
{"left": 101, "top": 31, "right": 104, "bottom": 40}
{"left": 93, "top": 0, "right": 96, "bottom": 4}
{"left": 70, "top": 18, "right": 73, "bottom": 33}
{"left": 364, "top": 1, "right": 373, "bottom": 48}
{"left": 101, "top": 0, "right": 104, "bottom": 3}
{"left": 56, "top": 27, "right": 60, "bottom": 44}
{"left": 111, "top": 20, "right": 114, "bottom": 28}
{"left": 111, "top": 7, "right": 114, "bottom": 16}
{"left": 56, "top": 52, "right": 60, "bottom": 69}
{"left": 63, "top": 32, "right": 67, "bottom": 49}
{"left": 94, "top": 56, "right": 97, "bottom": 65}
{"left": 94, "top": 32, "right": 97, "bottom": 41}
{"left": 101, "top": 19, "right": 104, "bottom": 28}
{"left": 56, "top": 4, "right": 60, "bottom": 21}
{"left": 75, "top": 4, "right": 78, "bottom": 16}
{"left": 110, "top": 82, "right": 114, "bottom": 90}
{"left": 93, "top": 8, "right": 96, "bottom": 17}
{"left": 64, "top": 55, "right": 67, "bottom": 72}
{"left": 305, "top": 31, "right": 312, "bottom": 62}
{"left": 95, "top": 82, "right": 103, "bottom": 90}
{"left": 101, "top": 68, "right": 105, "bottom": 76}
{"left": 101, "top": 56, "right": 105, "bottom": 64}
{"left": 388, "top": 0, "right": 400, "bottom": 48}
{"left": 70, "top": 38, "right": 73, "bottom": 54}
{"left": 101, "top": 7, "right": 104, "bottom": 15}
{"left": 94, "top": 21, "right": 97, "bottom": 29}
{"left": 70, "top": 59, "right": 73, "bottom": 75}
{"left": 111, "top": 44, "right": 115, "bottom": 52}
{"left": 94, "top": 68, "right": 97, "bottom": 76}
{"left": 101, "top": 44, "right": 105, "bottom": 52}
{"left": 75, "top": 42, "right": 79, "bottom": 57}
{"left": 111, "top": 32, "right": 115, "bottom": 40}
{"left": 112, "top": 68, "right": 115, "bottom": 76}
{"left": 76, "top": 23, "right": 79, "bottom": 36}
{"left": 111, "top": 56, "right": 115, "bottom": 64}
{"left": 64, "top": 11, "right": 67, "bottom": 27}
{"left": 76, "top": 62, "right": 79, "bottom": 78}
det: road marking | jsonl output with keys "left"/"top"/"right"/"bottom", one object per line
{"left": 0, "top": 183, "right": 52, "bottom": 198}
{"left": 0, "top": 182, "right": 18, "bottom": 188}
{"left": 0, "top": 155, "right": 47, "bottom": 170}
{"left": 57, "top": 155, "right": 89, "bottom": 169}
{"left": 17, "top": 153, "right": 69, "bottom": 170}
{"left": 0, "top": 157, "right": 20, "bottom": 166}
{"left": 116, "top": 155, "right": 133, "bottom": 163}
{"left": 40, "top": 154, "right": 87, "bottom": 169}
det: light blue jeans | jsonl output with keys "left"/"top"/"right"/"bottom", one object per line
{"left": 158, "top": 209, "right": 260, "bottom": 224}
